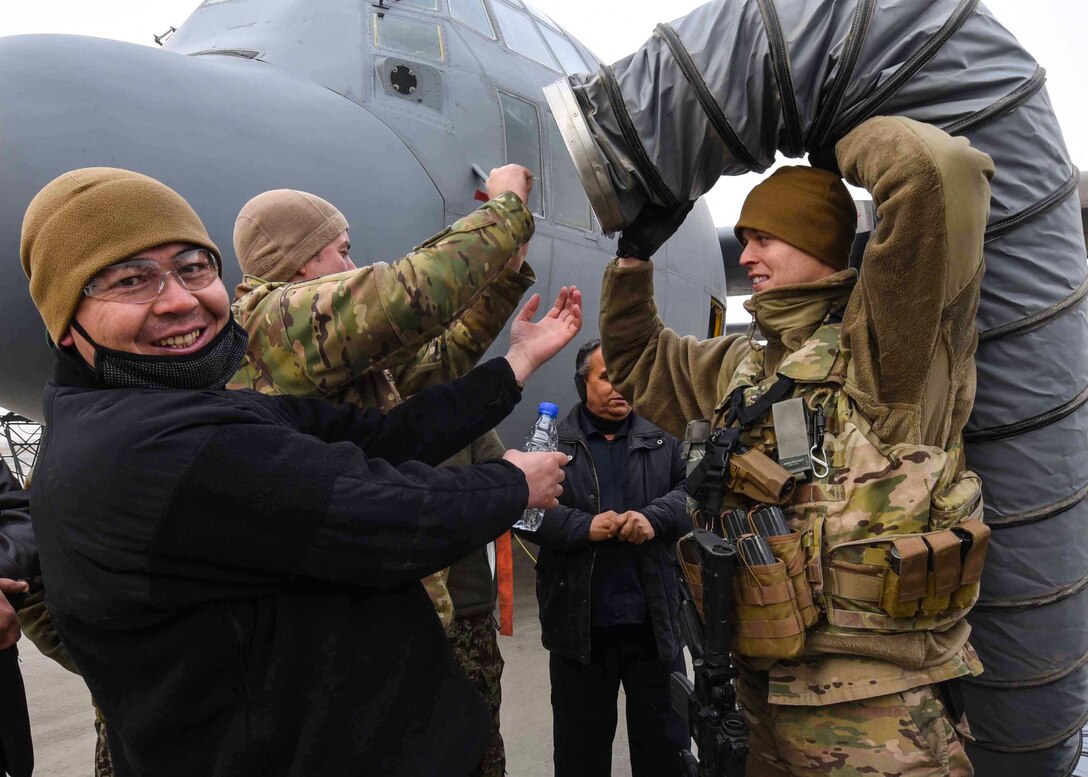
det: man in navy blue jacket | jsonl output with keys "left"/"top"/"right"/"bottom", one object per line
{"left": 528, "top": 339, "right": 690, "bottom": 777}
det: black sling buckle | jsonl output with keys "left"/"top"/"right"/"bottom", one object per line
{"left": 726, "top": 375, "right": 796, "bottom": 429}
{"left": 686, "top": 428, "right": 742, "bottom": 520}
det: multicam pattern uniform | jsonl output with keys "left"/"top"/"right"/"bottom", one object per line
{"left": 447, "top": 613, "right": 505, "bottom": 777}
{"left": 231, "top": 192, "right": 535, "bottom": 627}
{"left": 442, "top": 430, "right": 510, "bottom": 777}
{"left": 599, "top": 117, "right": 994, "bottom": 775}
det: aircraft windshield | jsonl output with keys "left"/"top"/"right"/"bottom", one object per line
{"left": 448, "top": 0, "right": 495, "bottom": 38}
{"left": 499, "top": 91, "right": 544, "bottom": 216}
{"left": 373, "top": 14, "right": 446, "bottom": 61}
{"left": 490, "top": 1, "right": 557, "bottom": 71}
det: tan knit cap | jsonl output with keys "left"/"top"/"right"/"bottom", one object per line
{"left": 734, "top": 166, "right": 857, "bottom": 271}
{"left": 20, "top": 167, "right": 219, "bottom": 343}
{"left": 233, "top": 189, "right": 349, "bottom": 282}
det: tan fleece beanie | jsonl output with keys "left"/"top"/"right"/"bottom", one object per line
{"left": 20, "top": 167, "right": 219, "bottom": 343}
{"left": 233, "top": 189, "right": 349, "bottom": 282}
{"left": 734, "top": 166, "right": 857, "bottom": 271}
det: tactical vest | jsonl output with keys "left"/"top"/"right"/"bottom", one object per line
{"left": 679, "top": 324, "right": 989, "bottom": 660}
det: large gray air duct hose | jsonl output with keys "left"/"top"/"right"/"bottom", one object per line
{"left": 544, "top": 1, "right": 1087, "bottom": 774}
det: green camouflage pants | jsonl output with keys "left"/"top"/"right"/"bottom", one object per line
{"left": 94, "top": 710, "right": 114, "bottom": 777}
{"left": 448, "top": 612, "right": 505, "bottom": 777}
{"left": 737, "top": 672, "right": 972, "bottom": 776}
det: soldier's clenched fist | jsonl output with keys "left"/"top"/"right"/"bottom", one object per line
{"left": 503, "top": 450, "right": 567, "bottom": 509}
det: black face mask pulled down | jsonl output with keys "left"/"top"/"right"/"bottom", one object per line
{"left": 66, "top": 317, "right": 249, "bottom": 391}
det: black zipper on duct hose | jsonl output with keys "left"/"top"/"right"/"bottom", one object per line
{"left": 964, "top": 382, "right": 1088, "bottom": 443}
{"left": 985, "top": 167, "right": 1080, "bottom": 243}
{"left": 942, "top": 66, "right": 1048, "bottom": 137}
{"left": 965, "top": 649, "right": 1088, "bottom": 689}
{"left": 807, "top": 0, "right": 875, "bottom": 151}
{"left": 979, "top": 274, "right": 1088, "bottom": 344}
{"left": 968, "top": 711, "right": 1088, "bottom": 757}
{"left": 985, "top": 480, "right": 1088, "bottom": 530}
{"left": 597, "top": 64, "right": 680, "bottom": 211}
{"left": 830, "top": 0, "right": 979, "bottom": 140}
{"left": 973, "top": 574, "right": 1088, "bottom": 613}
{"left": 755, "top": 0, "right": 804, "bottom": 156}
{"left": 653, "top": 23, "right": 761, "bottom": 172}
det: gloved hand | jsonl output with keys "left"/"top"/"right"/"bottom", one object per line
{"left": 616, "top": 200, "right": 695, "bottom": 261}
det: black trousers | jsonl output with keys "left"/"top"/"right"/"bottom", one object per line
{"left": 550, "top": 623, "right": 688, "bottom": 777}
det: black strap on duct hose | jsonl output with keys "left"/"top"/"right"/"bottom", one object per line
{"left": 597, "top": 64, "right": 680, "bottom": 211}
{"left": 975, "top": 574, "right": 1088, "bottom": 612}
{"left": 979, "top": 274, "right": 1088, "bottom": 344}
{"left": 806, "top": 0, "right": 875, "bottom": 151}
{"left": 984, "top": 480, "right": 1088, "bottom": 530}
{"left": 755, "top": 0, "right": 804, "bottom": 156}
{"left": 653, "top": 23, "right": 761, "bottom": 172}
{"left": 967, "top": 651, "right": 1088, "bottom": 689}
{"left": 829, "top": 0, "right": 979, "bottom": 140}
{"left": 964, "top": 382, "right": 1088, "bottom": 443}
{"left": 985, "top": 167, "right": 1081, "bottom": 243}
{"left": 971, "top": 710, "right": 1088, "bottom": 755}
{"left": 942, "top": 66, "right": 1048, "bottom": 137}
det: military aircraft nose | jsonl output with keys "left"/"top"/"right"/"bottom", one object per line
{"left": 0, "top": 34, "right": 442, "bottom": 420}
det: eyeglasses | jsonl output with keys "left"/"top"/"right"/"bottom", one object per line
{"left": 83, "top": 249, "right": 221, "bottom": 304}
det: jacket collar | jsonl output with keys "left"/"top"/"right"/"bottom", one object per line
{"left": 558, "top": 404, "right": 665, "bottom": 448}
{"left": 744, "top": 269, "right": 856, "bottom": 375}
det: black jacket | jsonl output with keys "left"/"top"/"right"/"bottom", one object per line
{"left": 0, "top": 463, "right": 35, "bottom": 581}
{"left": 528, "top": 406, "right": 688, "bottom": 664}
{"left": 35, "top": 356, "right": 528, "bottom": 777}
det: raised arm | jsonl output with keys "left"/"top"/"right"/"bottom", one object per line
{"left": 835, "top": 116, "right": 993, "bottom": 447}
{"left": 392, "top": 251, "right": 535, "bottom": 398}
{"left": 599, "top": 260, "right": 748, "bottom": 439}
{"left": 234, "top": 189, "right": 534, "bottom": 397}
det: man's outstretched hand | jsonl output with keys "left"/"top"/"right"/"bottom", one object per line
{"left": 0, "top": 579, "right": 28, "bottom": 650}
{"left": 503, "top": 450, "right": 568, "bottom": 509}
{"left": 505, "top": 286, "right": 582, "bottom": 384}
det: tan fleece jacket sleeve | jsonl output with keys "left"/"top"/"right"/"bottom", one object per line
{"left": 836, "top": 117, "right": 994, "bottom": 448}
{"left": 599, "top": 259, "right": 749, "bottom": 440}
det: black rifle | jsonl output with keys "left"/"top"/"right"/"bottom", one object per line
{"left": 671, "top": 530, "right": 748, "bottom": 776}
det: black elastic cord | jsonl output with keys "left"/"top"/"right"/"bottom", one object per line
{"left": 806, "top": 0, "right": 875, "bottom": 151}
{"left": 830, "top": 0, "right": 979, "bottom": 139}
{"left": 755, "top": 0, "right": 804, "bottom": 156}
{"left": 979, "top": 274, "right": 1088, "bottom": 344}
{"left": 985, "top": 167, "right": 1080, "bottom": 244}
{"left": 598, "top": 64, "right": 680, "bottom": 210}
{"left": 942, "top": 66, "right": 1048, "bottom": 137}
{"left": 654, "top": 23, "right": 761, "bottom": 171}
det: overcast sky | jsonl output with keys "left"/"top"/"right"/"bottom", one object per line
{"left": 1, "top": 0, "right": 1082, "bottom": 222}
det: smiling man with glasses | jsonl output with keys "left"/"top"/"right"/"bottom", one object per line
{"left": 19, "top": 166, "right": 578, "bottom": 777}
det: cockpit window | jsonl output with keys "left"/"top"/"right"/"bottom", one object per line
{"left": 547, "top": 114, "right": 590, "bottom": 230}
{"left": 397, "top": 0, "right": 439, "bottom": 10}
{"left": 499, "top": 92, "right": 544, "bottom": 217}
{"left": 490, "top": 1, "right": 558, "bottom": 71}
{"left": 538, "top": 24, "right": 589, "bottom": 75}
{"left": 448, "top": 0, "right": 495, "bottom": 38}
{"left": 373, "top": 14, "right": 446, "bottom": 61}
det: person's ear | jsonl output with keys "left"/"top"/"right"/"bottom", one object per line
{"left": 59, "top": 328, "right": 75, "bottom": 347}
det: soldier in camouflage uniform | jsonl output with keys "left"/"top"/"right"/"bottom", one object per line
{"left": 230, "top": 164, "right": 538, "bottom": 630}
{"left": 443, "top": 430, "right": 510, "bottom": 777}
{"left": 599, "top": 117, "right": 993, "bottom": 775}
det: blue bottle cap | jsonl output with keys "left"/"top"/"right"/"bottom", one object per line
{"left": 538, "top": 402, "right": 560, "bottom": 418}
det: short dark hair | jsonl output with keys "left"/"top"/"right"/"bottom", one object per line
{"left": 575, "top": 339, "right": 601, "bottom": 379}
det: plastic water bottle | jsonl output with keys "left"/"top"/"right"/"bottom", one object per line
{"left": 513, "top": 402, "right": 560, "bottom": 532}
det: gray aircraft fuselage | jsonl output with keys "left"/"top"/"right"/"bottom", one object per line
{"left": 0, "top": 0, "right": 725, "bottom": 442}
